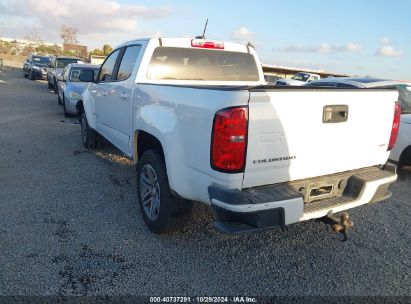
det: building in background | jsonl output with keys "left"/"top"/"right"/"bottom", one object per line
{"left": 262, "top": 64, "right": 352, "bottom": 79}
{"left": 89, "top": 54, "right": 106, "bottom": 64}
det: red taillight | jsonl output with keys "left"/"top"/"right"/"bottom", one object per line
{"left": 191, "top": 39, "right": 224, "bottom": 49}
{"left": 211, "top": 107, "right": 248, "bottom": 172}
{"left": 388, "top": 102, "right": 401, "bottom": 151}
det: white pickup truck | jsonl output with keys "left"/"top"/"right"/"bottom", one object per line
{"left": 77, "top": 37, "right": 400, "bottom": 234}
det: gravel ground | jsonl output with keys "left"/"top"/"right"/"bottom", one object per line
{"left": 0, "top": 66, "right": 410, "bottom": 298}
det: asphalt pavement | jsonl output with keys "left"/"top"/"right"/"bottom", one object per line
{"left": 0, "top": 66, "right": 410, "bottom": 299}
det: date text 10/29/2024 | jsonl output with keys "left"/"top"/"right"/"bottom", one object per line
{"left": 150, "top": 297, "right": 257, "bottom": 303}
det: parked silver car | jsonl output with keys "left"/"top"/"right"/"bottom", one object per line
{"left": 57, "top": 63, "right": 100, "bottom": 117}
{"left": 47, "top": 56, "right": 84, "bottom": 94}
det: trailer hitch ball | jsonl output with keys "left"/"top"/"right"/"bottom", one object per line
{"left": 326, "top": 211, "right": 354, "bottom": 242}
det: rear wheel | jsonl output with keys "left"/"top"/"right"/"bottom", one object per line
{"left": 136, "top": 150, "right": 193, "bottom": 234}
{"left": 398, "top": 146, "right": 411, "bottom": 169}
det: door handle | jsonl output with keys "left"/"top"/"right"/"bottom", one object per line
{"left": 323, "top": 105, "right": 349, "bottom": 123}
{"left": 120, "top": 92, "right": 129, "bottom": 99}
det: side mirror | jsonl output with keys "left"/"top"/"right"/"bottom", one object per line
{"left": 79, "top": 70, "right": 95, "bottom": 82}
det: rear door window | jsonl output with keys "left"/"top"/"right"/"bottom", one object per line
{"left": 147, "top": 47, "right": 259, "bottom": 81}
{"left": 117, "top": 45, "right": 142, "bottom": 81}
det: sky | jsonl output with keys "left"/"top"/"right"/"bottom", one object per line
{"left": 0, "top": 0, "right": 410, "bottom": 80}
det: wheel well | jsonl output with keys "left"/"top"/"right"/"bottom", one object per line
{"left": 135, "top": 131, "right": 164, "bottom": 163}
{"left": 399, "top": 145, "right": 411, "bottom": 168}
{"left": 76, "top": 100, "right": 84, "bottom": 116}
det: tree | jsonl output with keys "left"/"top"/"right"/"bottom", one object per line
{"left": 90, "top": 44, "right": 112, "bottom": 56}
{"left": 90, "top": 48, "right": 105, "bottom": 56}
{"left": 24, "top": 26, "right": 43, "bottom": 45}
{"left": 103, "top": 44, "right": 112, "bottom": 55}
{"left": 60, "top": 25, "right": 79, "bottom": 45}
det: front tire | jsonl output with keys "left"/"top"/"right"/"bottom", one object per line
{"left": 62, "top": 96, "right": 70, "bottom": 117}
{"left": 29, "top": 70, "right": 35, "bottom": 80}
{"left": 136, "top": 150, "right": 193, "bottom": 234}
{"left": 80, "top": 112, "right": 100, "bottom": 148}
{"left": 53, "top": 78, "right": 58, "bottom": 94}
{"left": 58, "top": 92, "right": 62, "bottom": 105}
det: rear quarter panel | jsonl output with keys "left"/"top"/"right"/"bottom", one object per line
{"left": 132, "top": 84, "right": 250, "bottom": 204}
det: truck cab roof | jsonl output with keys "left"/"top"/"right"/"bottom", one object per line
{"left": 117, "top": 37, "right": 256, "bottom": 54}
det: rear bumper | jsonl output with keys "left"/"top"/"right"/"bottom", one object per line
{"left": 209, "top": 165, "right": 397, "bottom": 233}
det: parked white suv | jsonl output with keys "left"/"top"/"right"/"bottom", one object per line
{"left": 77, "top": 37, "right": 399, "bottom": 234}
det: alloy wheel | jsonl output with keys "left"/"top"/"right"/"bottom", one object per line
{"left": 140, "top": 164, "right": 161, "bottom": 220}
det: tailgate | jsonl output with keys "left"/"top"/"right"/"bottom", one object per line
{"left": 242, "top": 88, "right": 398, "bottom": 188}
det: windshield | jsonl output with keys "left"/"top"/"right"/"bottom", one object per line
{"left": 397, "top": 85, "right": 411, "bottom": 114}
{"left": 32, "top": 56, "right": 50, "bottom": 65}
{"left": 291, "top": 73, "right": 310, "bottom": 81}
{"left": 56, "top": 58, "right": 81, "bottom": 69}
{"left": 70, "top": 68, "right": 99, "bottom": 82}
{"left": 147, "top": 47, "right": 259, "bottom": 81}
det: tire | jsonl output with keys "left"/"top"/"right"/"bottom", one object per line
{"left": 80, "top": 111, "right": 101, "bottom": 148}
{"left": 136, "top": 150, "right": 193, "bottom": 234}
{"left": 58, "top": 91, "right": 62, "bottom": 105}
{"left": 398, "top": 146, "right": 411, "bottom": 169}
{"left": 48, "top": 78, "right": 53, "bottom": 90}
{"left": 53, "top": 78, "right": 58, "bottom": 94}
{"left": 63, "top": 96, "right": 70, "bottom": 117}
{"left": 23, "top": 70, "right": 28, "bottom": 78}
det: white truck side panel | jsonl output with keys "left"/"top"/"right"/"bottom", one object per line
{"left": 132, "top": 84, "right": 250, "bottom": 204}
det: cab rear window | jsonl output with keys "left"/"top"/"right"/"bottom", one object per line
{"left": 147, "top": 47, "right": 259, "bottom": 81}
{"left": 56, "top": 59, "right": 82, "bottom": 69}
